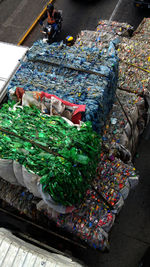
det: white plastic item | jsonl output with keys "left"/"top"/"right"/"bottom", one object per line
{"left": 13, "top": 160, "right": 25, "bottom": 187}
{"left": 0, "top": 159, "right": 18, "bottom": 184}
{"left": 22, "top": 166, "right": 41, "bottom": 198}
{"left": 38, "top": 184, "right": 75, "bottom": 214}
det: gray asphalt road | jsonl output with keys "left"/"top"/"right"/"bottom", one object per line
{"left": 0, "top": 0, "right": 48, "bottom": 44}
{"left": 21, "top": 0, "right": 150, "bottom": 46}
{"left": 0, "top": 0, "right": 149, "bottom": 46}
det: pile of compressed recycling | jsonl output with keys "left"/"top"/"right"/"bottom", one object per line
{"left": 0, "top": 150, "right": 137, "bottom": 250}
{"left": 118, "top": 37, "right": 150, "bottom": 94}
{"left": 0, "top": 145, "right": 138, "bottom": 251}
{"left": 90, "top": 19, "right": 150, "bottom": 221}
{"left": 54, "top": 151, "right": 138, "bottom": 250}
{"left": 0, "top": 178, "right": 38, "bottom": 219}
{"left": 75, "top": 30, "right": 119, "bottom": 51}
{"left": 75, "top": 20, "right": 133, "bottom": 50}
{"left": 132, "top": 17, "right": 150, "bottom": 42}
{"left": 93, "top": 153, "right": 138, "bottom": 213}
{"left": 102, "top": 89, "right": 146, "bottom": 156}
{"left": 1, "top": 18, "right": 149, "bottom": 252}
{"left": 0, "top": 102, "right": 100, "bottom": 206}
{"left": 77, "top": 19, "right": 149, "bottom": 155}
{"left": 55, "top": 19, "right": 149, "bottom": 250}
{"left": 0, "top": 152, "right": 137, "bottom": 250}
{"left": 95, "top": 90, "right": 145, "bottom": 214}
{"left": 7, "top": 40, "right": 119, "bottom": 133}
{"left": 96, "top": 20, "right": 133, "bottom": 38}
{"left": 57, "top": 187, "right": 115, "bottom": 250}
{"left": 75, "top": 19, "right": 149, "bottom": 96}
{"left": 0, "top": 176, "right": 114, "bottom": 250}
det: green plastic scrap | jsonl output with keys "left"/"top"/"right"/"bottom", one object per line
{"left": 0, "top": 102, "right": 101, "bottom": 206}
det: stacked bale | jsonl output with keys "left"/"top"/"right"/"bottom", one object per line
{"left": 0, "top": 102, "right": 101, "bottom": 207}
{"left": 118, "top": 37, "right": 150, "bottom": 94}
{"left": 7, "top": 40, "right": 119, "bottom": 133}
{"left": 1, "top": 19, "right": 149, "bottom": 251}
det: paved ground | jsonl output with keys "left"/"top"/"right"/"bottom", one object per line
{"left": 0, "top": 0, "right": 149, "bottom": 46}
{"left": 0, "top": 0, "right": 48, "bottom": 44}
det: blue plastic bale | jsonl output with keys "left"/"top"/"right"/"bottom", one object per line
{"left": 7, "top": 40, "right": 119, "bottom": 133}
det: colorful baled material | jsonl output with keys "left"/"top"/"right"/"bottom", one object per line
{"left": 7, "top": 40, "right": 119, "bottom": 133}
{"left": 0, "top": 102, "right": 101, "bottom": 206}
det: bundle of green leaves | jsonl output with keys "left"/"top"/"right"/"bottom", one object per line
{"left": 0, "top": 102, "right": 101, "bottom": 205}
